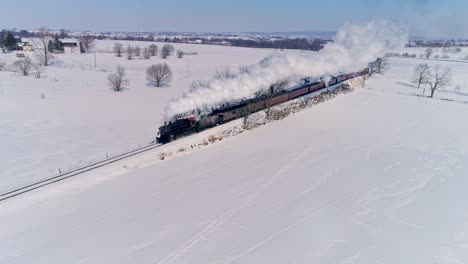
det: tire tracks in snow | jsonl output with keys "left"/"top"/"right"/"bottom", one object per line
{"left": 155, "top": 148, "right": 311, "bottom": 264}
{"left": 227, "top": 111, "right": 425, "bottom": 262}
{"left": 227, "top": 180, "right": 383, "bottom": 263}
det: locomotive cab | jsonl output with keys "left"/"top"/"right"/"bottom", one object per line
{"left": 156, "top": 116, "right": 198, "bottom": 144}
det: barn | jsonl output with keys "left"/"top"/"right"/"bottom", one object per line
{"left": 61, "top": 39, "right": 80, "bottom": 53}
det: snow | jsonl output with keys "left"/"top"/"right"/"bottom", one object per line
{"left": 0, "top": 40, "right": 271, "bottom": 192}
{"left": 373, "top": 56, "right": 468, "bottom": 103}
{"left": 1, "top": 54, "right": 468, "bottom": 263}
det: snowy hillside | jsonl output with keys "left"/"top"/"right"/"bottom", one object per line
{"left": 1, "top": 56, "right": 468, "bottom": 263}
{"left": 0, "top": 40, "right": 271, "bottom": 192}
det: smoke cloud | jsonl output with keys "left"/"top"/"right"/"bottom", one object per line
{"left": 164, "top": 19, "right": 407, "bottom": 120}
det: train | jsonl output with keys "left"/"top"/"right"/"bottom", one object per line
{"left": 156, "top": 68, "right": 369, "bottom": 144}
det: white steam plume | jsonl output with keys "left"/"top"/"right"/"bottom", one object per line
{"left": 164, "top": 20, "right": 407, "bottom": 120}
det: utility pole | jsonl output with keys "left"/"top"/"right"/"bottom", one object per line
{"left": 186, "top": 55, "right": 189, "bottom": 77}
{"left": 94, "top": 50, "right": 97, "bottom": 69}
{"left": 184, "top": 52, "right": 198, "bottom": 78}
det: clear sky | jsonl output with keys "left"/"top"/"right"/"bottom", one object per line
{"left": 1, "top": 0, "right": 466, "bottom": 37}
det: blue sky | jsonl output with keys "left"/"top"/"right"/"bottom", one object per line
{"left": 1, "top": 0, "right": 466, "bottom": 37}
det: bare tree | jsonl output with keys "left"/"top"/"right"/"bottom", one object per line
{"left": 107, "top": 65, "right": 129, "bottom": 92}
{"left": 264, "top": 79, "right": 290, "bottom": 118}
{"left": 32, "top": 28, "right": 54, "bottom": 66}
{"left": 242, "top": 102, "right": 255, "bottom": 126}
{"left": 148, "top": 44, "right": 158, "bottom": 56}
{"left": 134, "top": 46, "right": 141, "bottom": 57}
{"left": 146, "top": 63, "right": 172, "bottom": 87}
{"left": 34, "top": 61, "right": 45, "bottom": 78}
{"left": 371, "top": 57, "right": 390, "bottom": 75}
{"left": 79, "top": 34, "right": 95, "bottom": 53}
{"left": 238, "top": 64, "right": 251, "bottom": 74}
{"left": 427, "top": 65, "right": 452, "bottom": 98}
{"left": 269, "top": 79, "right": 290, "bottom": 93}
{"left": 126, "top": 45, "right": 134, "bottom": 60}
{"left": 177, "top": 50, "right": 184, "bottom": 58}
{"left": 143, "top": 48, "right": 150, "bottom": 59}
{"left": 113, "top": 43, "right": 124, "bottom": 57}
{"left": 160, "top": 44, "right": 174, "bottom": 59}
{"left": 240, "top": 98, "right": 264, "bottom": 126}
{"left": 424, "top": 48, "right": 433, "bottom": 60}
{"left": 213, "top": 66, "right": 236, "bottom": 80}
{"left": 259, "top": 57, "right": 272, "bottom": 68}
{"left": 189, "top": 80, "right": 210, "bottom": 92}
{"left": 167, "top": 44, "right": 175, "bottom": 53}
{"left": 13, "top": 57, "right": 33, "bottom": 76}
{"left": 411, "top": 63, "right": 431, "bottom": 89}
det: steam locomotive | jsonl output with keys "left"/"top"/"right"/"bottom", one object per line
{"left": 156, "top": 68, "right": 369, "bottom": 144}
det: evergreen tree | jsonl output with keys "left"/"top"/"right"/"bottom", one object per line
{"left": 53, "top": 34, "right": 64, "bottom": 51}
{"left": 79, "top": 42, "right": 85, "bottom": 54}
{"left": 48, "top": 40, "right": 54, "bottom": 53}
{"left": 4, "top": 32, "right": 17, "bottom": 51}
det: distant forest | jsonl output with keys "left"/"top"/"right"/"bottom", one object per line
{"left": 107, "top": 35, "right": 332, "bottom": 51}
{"left": 210, "top": 38, "right": 329, "bottom": 51}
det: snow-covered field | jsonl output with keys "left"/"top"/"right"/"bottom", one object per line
{"left": 0, "top": 40, "right": 271, "bottom": 192}
{"left": 1, "top": 51, "right": 468, "bottom": 263}
{"left": 375, "top": 56, "right": 468, "bottom": 103}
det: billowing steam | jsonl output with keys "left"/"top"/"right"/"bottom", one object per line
{"left": 164, "top": 19, "right": 407, "bottom": 120}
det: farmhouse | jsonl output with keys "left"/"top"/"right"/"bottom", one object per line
{"left": 14, "top": 37, "right": 34, "bottom": 51}
{"left": 17, "top": 42, "right": 34, "bottom": 51}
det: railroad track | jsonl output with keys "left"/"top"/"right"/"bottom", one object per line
{"left": 0, "top": 143, "right": 162, "bottom": 202}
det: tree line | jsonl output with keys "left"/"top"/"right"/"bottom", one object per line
{"left": 113, "top": 42, "right": 185, "bottom": 60}
{"left": 216, "top": 38, "right": 328, "bottom": 51}
{"left": 101, "top": 35, "right": 329, "bottom": 51}
{"left": 0, "top": 29, "right": 69, "bottom": 39}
